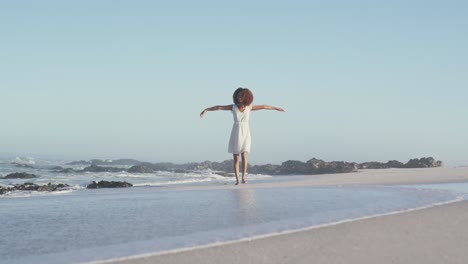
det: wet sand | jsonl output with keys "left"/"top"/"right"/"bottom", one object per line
{"left": 96, "top": 167, "right": 468, "bottom": 264}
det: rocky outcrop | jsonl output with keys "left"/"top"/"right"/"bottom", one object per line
{"left": 0, "top": 182, "right": 70, "bottom": 195}
{"left": 65, "top": 160, "right": 91, "bottom": 166}
{"left": 63, "top": 157, "right": 443, "bottom": 176}
{"left": 0, "top": 186, "right": 13, "bottom": 195}
{"left": 91, "top": 159, "right": 142, "bottom": 166}
{"left": 209, "top": 157, "right": 439, "bottom": 175}
{"left": 54, "top": 168, "right": 76, "bottom": 173}
{"left": 405, "top": 157, "right": 442, "bottom": 168}
{"left": 86, "top": 181, "right": 133, "bottom": 189}
{"left": 127, "top": 163, "right": 156, "bottom": 173}
{"left": 3, "top": 172, "right": 37, "bottom": 179}
{"left": 359, "top": 160, "right": 405, "bottom": 169}
{"left": 249, "top": 164, "right": 281, "bottom": 175}
{"left": 67, "top": 159, "right": 142, "bottom": 166}
{"left": 83, "top": 165, "right": 125, "bottom": 173}
{"left": 386, "top": 160, "right": 406, "bottom": 168}
{"left": 276, "top": 159, "right": 358, "bottom": 175}
{"left": 279, "top": 160, "right": 312, "bottom": 175}
{"left": 359, "top": 157, "right": 441, "bottom": 169}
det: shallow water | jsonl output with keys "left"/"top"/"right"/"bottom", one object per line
{"left": 0, "top": 158, "right": 272, "bottom": 195}
{"left": 0, "top": 183, "right": 463, "bottom": 264}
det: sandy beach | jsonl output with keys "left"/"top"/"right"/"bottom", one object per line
{"left": 97, "top": 167, "right": 468, "bottom": 264}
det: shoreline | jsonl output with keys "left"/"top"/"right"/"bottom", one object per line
{"left": 170, "top": 167, "right": 468, "bottom": 191}
{"left": 89, "top": 194, "right": 466, "bottom": 264}
{"left": 91, "top": 167, "right": 468, "bottom": 264}
{"left": 96, "top": 200, "right": 468, "bottom": 264}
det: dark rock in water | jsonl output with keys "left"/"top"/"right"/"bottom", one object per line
{"left": 0, "top": 186, "right": 14, "bottom": 195}
{"left": 185, "top": 160, "right": 236, "bottom": 173}
{"left": 127, "top": 163, "right": 155, "bottom": 173}
{"left": 187, "top": 160, "right": 212, "bottom": 170}
{"left": 66, "top": 160, "right": 92, "bottom": 166}
{"left": 87, "top": 181, "right": 133, "bottom": 189}
{"left": 14, "top": 182, "right": 41, "bottom": 191}
{"left": 91, "top": 159, "right": 142, "bottom": 166}
{"left": 35, "top": 183, "right": 70, "bottom": 192}
{"left": 83, "top": 165, "right": 125, "bottom": 173}
{"left": 0, "top": 182, "right": 71, "bottom": 195}
{"left": 49, "top": 166, "right": 64, "bottom": 170}
{"left": 151, "top": 162, "right": 178, "bottom": 171}
{"left": 212, "top": 160, "right": 235, "bottom": 172}
{"left": 60, "top": 168, "right": 75, "bottom": 173}
{"left": 4, "top": 172, "right": 37, "bottom": 179}
{"left": 51, "top": 167, "right": 75, "bottom": 173}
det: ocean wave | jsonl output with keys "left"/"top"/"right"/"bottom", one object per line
{"left": 12, "top": 157, "right": 36, "bottom": 165}
{"left": 0, "top": 188, "right": 79, "bottom": 198}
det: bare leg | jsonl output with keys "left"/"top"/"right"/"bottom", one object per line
{"left": 233, "top": 154, "right": 240, "bottom": 185}
{"left": 241, "top": 152, "right": 248, "bottom": 184}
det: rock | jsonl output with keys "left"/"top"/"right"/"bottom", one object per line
{"left": 65, "top": 156, "right": 444, "bottom": 177}
{"left": 35, "top": 183, "right": 70, "bottom": 192}
{"left": 54, "top": 168, "right": 75, "bottom": 173}
{"left": 308, "top": 159, "right": 358, "bottom": 174}
{"left": 212, "top": 160, "right": 235, "bottom": 172}
{"left": 152, "top": 162, "right": 178, "bottom": 171}
{"left": 67, "top": 159, "right": 143, "bottom": 166}
{"left": 14, "top": 182, "right": 40, "bottom": 191}
{"left": 358, "top": 159, "right": 425, "bottom": 169}
{"left": 48, "top": 166, "right": 76, "bottom": 173}
{"left": 358, "top": 162, "right": 389, "bottom": 169}
{"left": 66, "top": 160, "right": 92, "bottom": 166}
{"left": 249, "top": 163, "right": 281, "bottom": 175}
{"left": 83, "top": 165, "right": 124, "bottom": 173}
{"left": 127, "top": 163, "right": 155, "bottom": 173}
{"left": 4, "top": 172, "right": 37, "bottom": 179}
{"left": 386, "top": 160, "right": 405, "bottom": 168}
{"left": 273, "top": 159, "right": 358, "bottom": 175}
{"left": 49, "top": 166, "right": 64, "bottom": 170}
{"left": 91, "top": 159, "right": 142, "bottom": 166}
{"left": 0, "top": 182, "right": 71, "bottom": 194}
{"left": 0, "top": 186, "right": 14, "bottom": 195}
{"left": 86, "top": 181, "right": 133, "bottom": 189}
{"left": 279, "top": 160, "right": 311, "bottom": 175}
{"left": 405, "top": 157, "right": 442, "bottom": 168}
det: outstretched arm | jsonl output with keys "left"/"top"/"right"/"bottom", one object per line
{"left": 200, "top": 105, "right": 233, "bottom": 118}
{"left": 251, "top": 105, "right": 285, "bottom": 112}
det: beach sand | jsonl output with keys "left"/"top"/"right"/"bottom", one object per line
{"left": 100, "top": 167, "right": 468, "bottom": 264}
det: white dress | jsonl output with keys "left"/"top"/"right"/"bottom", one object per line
{"left": 228, "top": 104, "right": 252, "bottom": 154}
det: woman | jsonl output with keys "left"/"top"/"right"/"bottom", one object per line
{"left": 200, "top": 88, "right": 285, "bottom": 185}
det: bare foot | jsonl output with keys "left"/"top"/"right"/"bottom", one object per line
{"left": 242, "top": 179, "right": 246, "bottom": 184}
{"left": 235, "top": 181, "right": 240, "bottom": 185}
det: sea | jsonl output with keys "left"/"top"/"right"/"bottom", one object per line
{"left": 1, "top": 157, "right": 467, "bottom": 264}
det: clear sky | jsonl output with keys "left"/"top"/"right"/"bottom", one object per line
{"left": 1, "top": 1, "right": 467, "bottom": 166}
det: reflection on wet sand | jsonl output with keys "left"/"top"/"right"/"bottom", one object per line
{"left": 233, "top": 188, "right": 258, "bottom": 224}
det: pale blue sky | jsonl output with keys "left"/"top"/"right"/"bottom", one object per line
{"left": 1, "top": 1, "right": 467, "bottom": 165}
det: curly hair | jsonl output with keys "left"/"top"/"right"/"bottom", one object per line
{"left": 233, "top": 88, "right": 254, "bottom": 107}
